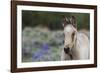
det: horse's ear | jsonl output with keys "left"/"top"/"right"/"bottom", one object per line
{"left": 62, "top": 16, "right": 69, "bottom": 27}
{"left": 70, "top": 16, "right": 77, "bottom": 28}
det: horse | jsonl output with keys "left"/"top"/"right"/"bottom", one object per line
{"left": 61, "top": 16, "right": 90, "bottom": 60}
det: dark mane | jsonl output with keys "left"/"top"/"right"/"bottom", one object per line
{"left": 62, "top": 16, "right": 77, "bottom": 28}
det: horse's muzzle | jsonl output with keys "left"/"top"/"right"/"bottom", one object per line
{"left": 64, "top": 47, "right": 73, "bottom": 60}
{"left": 64, "top": 47, "right": 70, "bottom": 54}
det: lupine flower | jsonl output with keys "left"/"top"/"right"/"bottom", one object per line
{"left": 32, "top": 43, "right": 50, "bottom": 61}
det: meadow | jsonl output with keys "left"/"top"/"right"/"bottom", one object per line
{"left": 22, "top": 10, "right": 90, "bottom": 62}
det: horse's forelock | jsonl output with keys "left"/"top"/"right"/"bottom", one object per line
{"left": 63, "top": 16, "right": 77, "bottom": 28}
{"left": 65, "top": 17, "right": 72, "bottom": 24}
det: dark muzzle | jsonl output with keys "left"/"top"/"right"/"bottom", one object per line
{"left": 64, "top": 47, "right": 73, "bottom": 60}
{"left": 64, "top": 47, "right": 70, "bottom": 54}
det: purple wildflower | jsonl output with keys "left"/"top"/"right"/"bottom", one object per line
{"left": 32, "top": 43, "right": 50, "bottom": 61}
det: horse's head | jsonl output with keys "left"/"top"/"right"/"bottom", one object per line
{"left": 62, "top": 16, "right": 77, "bottom": 55}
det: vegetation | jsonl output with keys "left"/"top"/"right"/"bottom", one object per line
{"left": 22, "top": 10, "right": 90, "bottom": 30}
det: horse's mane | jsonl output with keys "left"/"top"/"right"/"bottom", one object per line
{"left": 73, "top": 29, "right": 90, "bottom": 59}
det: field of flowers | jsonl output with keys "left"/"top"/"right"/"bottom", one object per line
{"left": 22, "top": 27, "right": 64, "bottom": 62}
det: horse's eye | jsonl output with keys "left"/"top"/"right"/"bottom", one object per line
{"left": 72, "top": 32, "right": 75, "bottom": 41}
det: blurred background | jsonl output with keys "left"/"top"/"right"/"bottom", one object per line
{"left": 22, "top": 10, "right": 90, "bottom": 62}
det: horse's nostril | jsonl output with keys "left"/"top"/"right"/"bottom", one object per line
{"left": 64, "top": 47, "right": 70, "bottom": 54}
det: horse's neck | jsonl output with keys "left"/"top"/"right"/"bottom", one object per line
{"left": 72, "top": 32, "right": 89, "bottom": 59}
{"left": 76, "top": 32, "right": 89, "bottom": 48}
